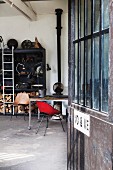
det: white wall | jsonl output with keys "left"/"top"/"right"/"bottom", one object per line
{"left": 0, "top": 13, "right": 68, "bottom": 95}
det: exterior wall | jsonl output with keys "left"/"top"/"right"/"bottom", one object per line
{"left": 0, "top": 13, "right": 68, "bottom": 95}
{"left": 84, "top": 116, "right": 112, "bottom": 170}
{"left": 68, "top": 105, "right": 113, "bottom": 170}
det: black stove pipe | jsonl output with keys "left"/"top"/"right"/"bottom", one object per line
{"left": 55, "top": 8, "right": 63, "bottom": 83}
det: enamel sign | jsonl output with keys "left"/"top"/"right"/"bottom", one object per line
{"left": 74, "top": 109, "right": 90, "bottom": 137}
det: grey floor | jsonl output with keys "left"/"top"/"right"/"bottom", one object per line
{"left": 0, "top": 115, "right": 67, "bottom": 170}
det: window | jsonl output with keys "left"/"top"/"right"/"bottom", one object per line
{"left": 85, "top": 39, "right": 91, "bottom": 107}
{"left": 85, "top": 0, "right": 91, "bottom": 35}
{"left": 101, "top": 33, "right": 109, "bottom": 112}
{"left": 93, "top": 0, "right": 100, "bottom": 32}
{"left": 74, "top": 0, "right": 109, "bottom": 113}
{"left": 92, "top": 36, "right": 99, "bottom": 110}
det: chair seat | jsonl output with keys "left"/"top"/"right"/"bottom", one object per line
{"left": 36, "top": 101, "right": 60, "bottom": 115}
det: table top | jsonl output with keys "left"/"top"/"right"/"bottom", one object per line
{"left": 29, "top": 95, "right": 68, "bottom": 101}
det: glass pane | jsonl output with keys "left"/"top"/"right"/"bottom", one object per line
{"left": 93, "top": 0, "right": 100, "bottom": 32}
{"left": 85, "top": 39, "right": 91, "bottom": 107}
{"left": 75, "top": 0, "right": 78, "bottom": 40}
{"left": 92, "top": 37, "right": 99, "bottom": 110}
{"left": 79, "top": 41, "right": 84, "bottom": 104}
{"left": 79, "top": 0, "right": 80, "bottom": 37}
{"left": 85, "top": 0, "right": 91, "bottom": 35}
{"left": 102, "top": 0, "right": 109, "bottom": 29}
{"left": 80, "top": 0, "right": 84, "bottom": 37}
{"left": 101, "top": 34, "right": 109, "bottom": 112}
{"left": 74, "top": 43, "right": 78, "bottom": 103}
{"left": 78, "top": 43, "right": 81, "bottom": 103}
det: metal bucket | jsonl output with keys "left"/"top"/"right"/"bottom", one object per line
{"left": 38, "top": 89, "right": 45, "bottom": 98}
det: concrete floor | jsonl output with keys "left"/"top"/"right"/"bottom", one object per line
{"left": 0, "top": 115, "right": 67, "bottom": 170}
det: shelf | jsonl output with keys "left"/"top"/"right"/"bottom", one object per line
{"left": 0, "top": 48, "right": 45, "bottom": 54}
{"left": 15, "top": 73, "right": 37, "bottom": 77}
{"left": 15, "top": 89, "right": 39, "bottom": 92}
{"left": 0, "top": 89, "right": 39, "bottom": 92}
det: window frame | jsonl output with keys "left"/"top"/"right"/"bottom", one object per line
{"left": 74, "top": 0, "right": 109, "bottom": 113}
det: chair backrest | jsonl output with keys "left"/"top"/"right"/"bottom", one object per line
{"left": 14, "top": 92, "right": 29, "bottom": 105}
{"left": 36, "top": 101, "right": 60, "bottom": 115}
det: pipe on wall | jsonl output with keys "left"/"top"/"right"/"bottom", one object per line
{"left": 55, "top": 8, "right": 63, "bottom": 83}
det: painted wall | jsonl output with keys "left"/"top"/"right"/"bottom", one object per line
{"left": 0, "top": 13, "right": 68, "bottom": 95}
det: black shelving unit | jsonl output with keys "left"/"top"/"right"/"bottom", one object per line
{"left": 14, "top": 48, "right": 46, "bottom": 92}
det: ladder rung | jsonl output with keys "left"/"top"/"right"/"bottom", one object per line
{"left": 3, "top": 62, "right": 13, "bottom": 64}
{"left": 3, "top": 94, "right": 14, "bottom": 95}
{"left": 4, "top": 78, "right": 13, "bottom": 79}
{"left": 3, "top": 54, "right": 13, "bottom": 56}
{"left": 4, "top": 86, "right": 13, "bottom": 87}
{"left": 3, "top": 70, "right": 13, "bottom": 71}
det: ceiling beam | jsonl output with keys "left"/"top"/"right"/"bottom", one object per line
{"left": 3, "top": 0, "right": 37, "bottom": 21}
{"left": 22, "top": 0, "right": 51, "bottom": 1}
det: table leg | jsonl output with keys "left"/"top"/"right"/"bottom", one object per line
{"left": 38, "top": 108, "right": 40, "bottom": 120}
{"left": 28, "top": 101, "right": 31, "bottom": 130}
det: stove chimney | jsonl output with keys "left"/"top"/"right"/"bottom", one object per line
{"left": 55, "top": 8, "right": 63, "bottom": 83}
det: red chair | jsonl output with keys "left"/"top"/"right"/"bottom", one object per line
{"left": 36, "top": 101, "right": 65, "bottom": 136}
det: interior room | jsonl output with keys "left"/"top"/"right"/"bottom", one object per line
{"left": 0, "top": 0, "right": 68, "bottom": 95}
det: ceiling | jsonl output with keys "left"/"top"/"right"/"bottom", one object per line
{"left": 0, "top": 0, "right": 68, "bottom": 18}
